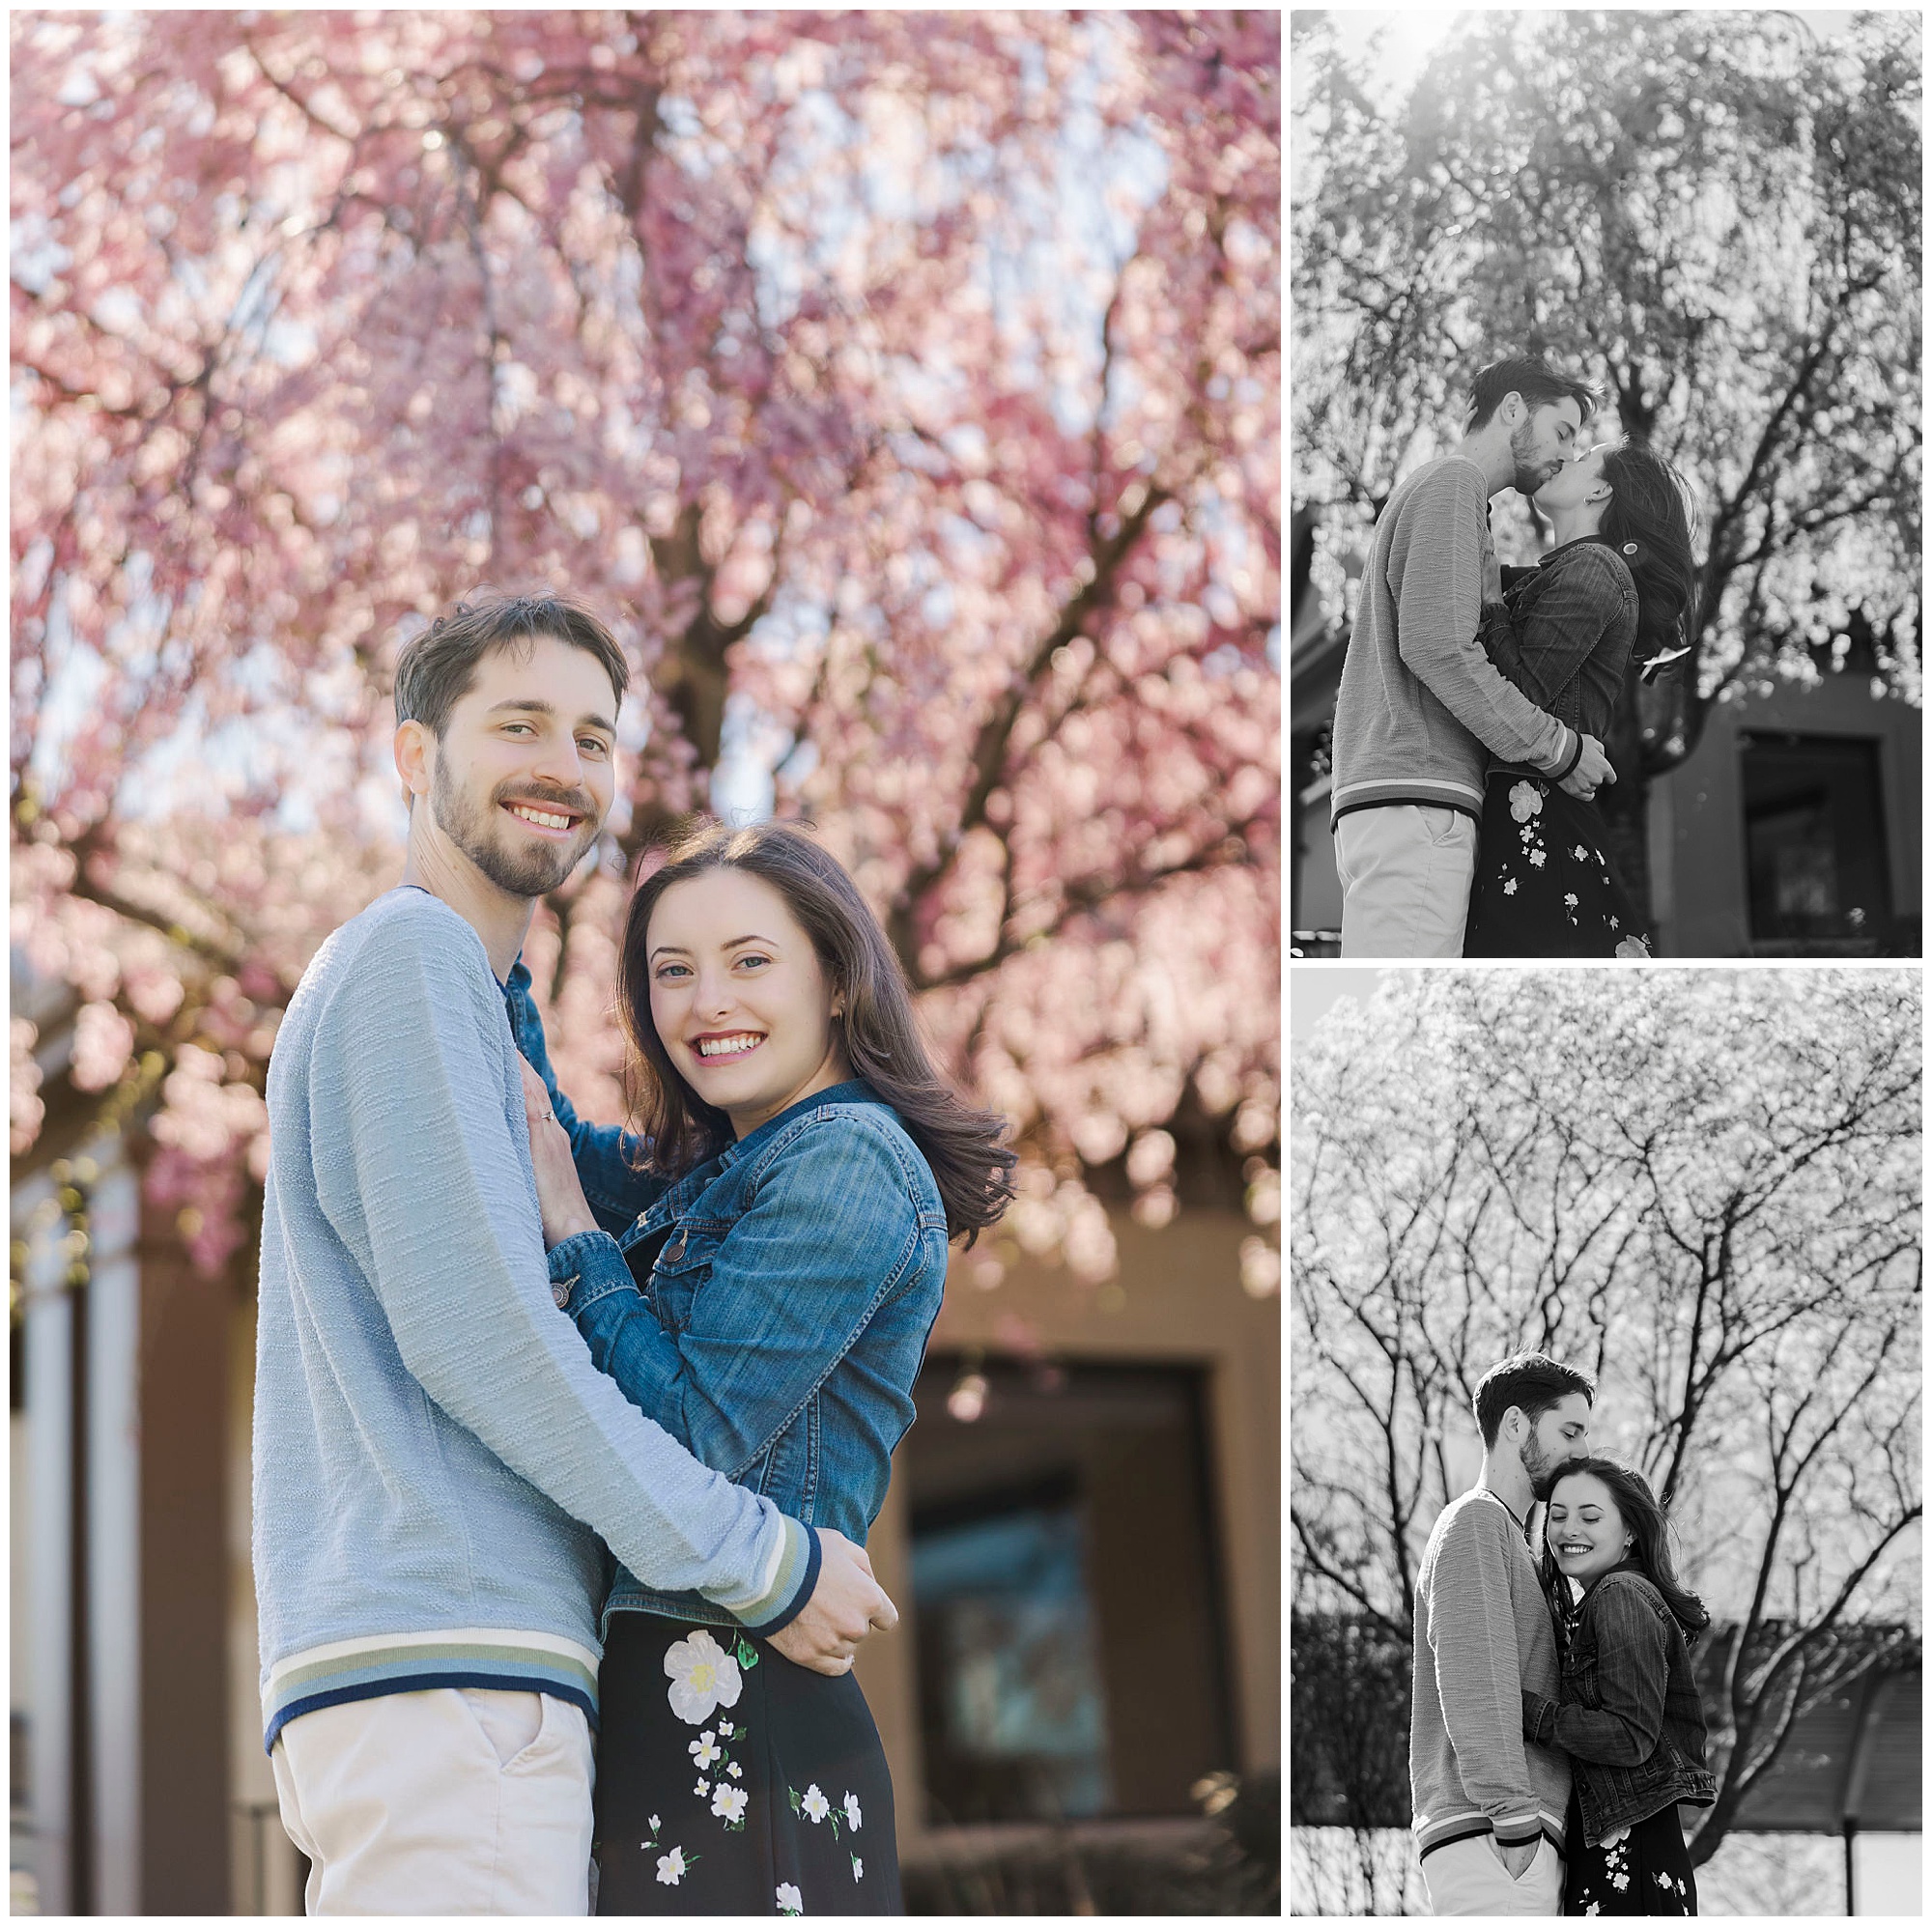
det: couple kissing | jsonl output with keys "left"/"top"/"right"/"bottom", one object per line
{"left": 1329, "top": 354, "right": 1698, "bottom": 959}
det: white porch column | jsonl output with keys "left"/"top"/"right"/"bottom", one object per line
{"left": 85, "top": 1158, "right": 142, "bottom": 1914}
{"left": 22, "top": 1181, "right": 72, "bottom": 1918}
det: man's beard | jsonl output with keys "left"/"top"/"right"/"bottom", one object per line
{"left": 1521, "top": 1432, "right": 1564, "bottom": 1501}
{"left": 430, "top": 760, "right": 599, "bottom": 899}
{"left": 1510, "top": 420, "right": 1560, "bottom": 496}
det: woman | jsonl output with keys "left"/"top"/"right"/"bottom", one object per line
{"left": 1528, "top": 1459, "right": 1717, "bottom": 1916}
{"left": 524, "top": 820, "right": 1015, "bottom": 1914}
{"left": 1463, "top": 440, "right": 1698, "bottom": 957}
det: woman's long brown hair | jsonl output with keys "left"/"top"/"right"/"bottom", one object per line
{"left": 618, "top": 819, "right": 1017, "bottom": 1242}
{"left": 1542, "top": 1457, "right": 1711, "bottom": 1642}
{"left": 1597, "top": 445, "right": 1699, "bottom": 671}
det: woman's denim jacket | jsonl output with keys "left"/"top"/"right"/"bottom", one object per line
{"left": 517, "top": 967, "right": 951, "bottom": 1635}
{"left": 1521, "top": 1565, "right": 1717, "bottom": 1849}
{"left": 1480, "top": 538, "right": 1639, "bottom": 778}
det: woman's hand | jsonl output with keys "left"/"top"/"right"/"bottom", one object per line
{"left": 519, "top": 1056, "right": 599, "bottom": 1250}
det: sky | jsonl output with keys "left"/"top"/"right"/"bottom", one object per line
{"left": 1287, "top": 966, "right": 1385, "bottom": 1041}
{"left": 1292, "top": 6, "right": 1863, "bottom": 197}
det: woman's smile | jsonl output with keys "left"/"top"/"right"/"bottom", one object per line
{"left": 691, "top": 1031, "right": 767, "bottom": 1062}
{"left": 649, "top": 867, "right": 852, "bottom": 1138}
{"left": 1546, "top": 1470, "right": 1628, "bottom": 1583}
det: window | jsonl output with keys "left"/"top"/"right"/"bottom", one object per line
{"left": 1741, "top": 733, "right": 1891, "bottom": 949}
{"left": 904, "top": 1358, "right": 1235, "bottom": 1825}
{"left": 911, "top": 1487, "right": 1112, "bottom": 1820}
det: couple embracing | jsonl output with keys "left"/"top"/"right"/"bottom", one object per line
{"left": 1413, "top": 1354, "right": 1718, "bottom": 1917}
{"left": 1330, "top": 355, "right": 1699, "bottom": 958}
{"left": 255, "top": 594, "right": 1015, "bottom": 1913}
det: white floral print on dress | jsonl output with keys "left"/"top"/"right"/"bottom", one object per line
{"left": 1503, "top": 877, "right": 1518, "bottom": 895}
{"left": 843, "top": 1791, "right": 863, "bottom": 1830}
{"left": 664, "top": 1629, "right": 743, "bottom": 1724}
{"left": 852, "top": 1855, "right": 864, "bottom": 1882}
{"left": 690, "top": 1731, "right": 724, "bottom": 1769}
{"left": 1529, "top": 849, "right": 1547, "bottom": 867}
{"left": 777, "top": 1880, "right": 805, "bottom": 1914}
{"left": 801, "top": 1783, "right": 832, "bottom": 1824}
{"left": 1616, "top": 936, "right": 1650, "bottom": 958}
{"left": 1509, "top": 780, "right": 1544, "bottom": 823}
{"left": 711, "top": 1783, "right": 749, "bottom": 1824}
{"left": 656, "top": 1847, "right": 690, "bottom": 1886}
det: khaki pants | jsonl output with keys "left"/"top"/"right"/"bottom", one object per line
{"left": 1421, "top": 1834, "right": 1563, "bottom": 1916}
{"left": 1333, "top": 804, "right": 1478, "bottom": 958}
{"left": 270, "top": 1687, "right": 594, "bottom": 1915}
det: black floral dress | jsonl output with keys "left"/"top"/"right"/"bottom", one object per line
{"left": 1463, "top": 772, "right": 1650, "bottom": 957}
{"left": 591, "top": 1612, "right": 898, "bottom": 1916}
{"left": 1562, "top": 1785, "right": 1697, "bottom": 1915}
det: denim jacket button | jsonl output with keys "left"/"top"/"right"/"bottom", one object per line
{"left": 665, "top": 1234, "right": 687, "bottom": 1263}
{"left": 552, "top": 1279, "right": 571, "bottom": 1310}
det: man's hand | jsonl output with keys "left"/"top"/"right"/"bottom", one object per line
{"left": 766, "top": 1528, "right": 898, "bottom": 1677}
{"left": 1558, "top": 733, "right": 1615, "bottom": 801}
{"left": 1493, "top": 1836, "right": 1539, "bottom": 1882}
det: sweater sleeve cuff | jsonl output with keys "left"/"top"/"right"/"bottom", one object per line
{"left": 1522, "top": 1689, "right": 1559, "bottom": 1747}
{"left": 545, "top": 1229, "right": 632, "bottom": 1312}
{"left": 732, "top": 1517, "right": 821, "bottom": 1637}
{"left": 1548, "top": 725, "right": 1582, "bottom": 782}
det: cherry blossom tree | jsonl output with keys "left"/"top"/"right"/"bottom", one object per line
{"left": 12, "top": 11, "right": 1281, "bottom": 1294}
{"left": 1291, "top": 969, "right": 1920, "bottom": 1867}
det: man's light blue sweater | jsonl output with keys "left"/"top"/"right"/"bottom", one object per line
{"left": 1329, "top": 455, "right": 1578, "bottom": 827}
{"left": 251, "top": 888, "right": 814, "bottom": 1751}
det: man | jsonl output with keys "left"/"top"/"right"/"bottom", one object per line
{"left": 254, "top": 593, "right": 894, "bottom": 1913}
{"left": 1410, "top": 1351, "right": 1594, "bottom": 1916}
{"left": 1328, "top": 356, "right": 1619, "bottom": 956}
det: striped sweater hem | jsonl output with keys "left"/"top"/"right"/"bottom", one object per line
{"left": 1415, "top": 1802, "right": 1569, "bottom": 1859}
{"left": 262, "top": 1627, "right": 600, "bottom": 1753}
{"left": 1329, "top": 774, "right": 1488, "bottom": 826}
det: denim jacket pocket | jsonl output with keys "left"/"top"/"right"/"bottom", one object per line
{"left": 643, "top": 1227, "right": 721, "bottom": 1334}
{"left": 1563, "top": 1638, "right": 1603, "bottom": 1705}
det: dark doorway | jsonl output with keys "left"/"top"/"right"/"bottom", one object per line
{"left": 1741, "top": 733, "right": 1892, "bottom": 949}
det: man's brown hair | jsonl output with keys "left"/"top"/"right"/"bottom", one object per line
{"left": 393, "top": 591, "right": 629, "bottom": 738}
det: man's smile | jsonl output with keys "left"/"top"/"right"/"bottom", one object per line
{"left": 503, "top": 799, "right": 584, "bottom": 839}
